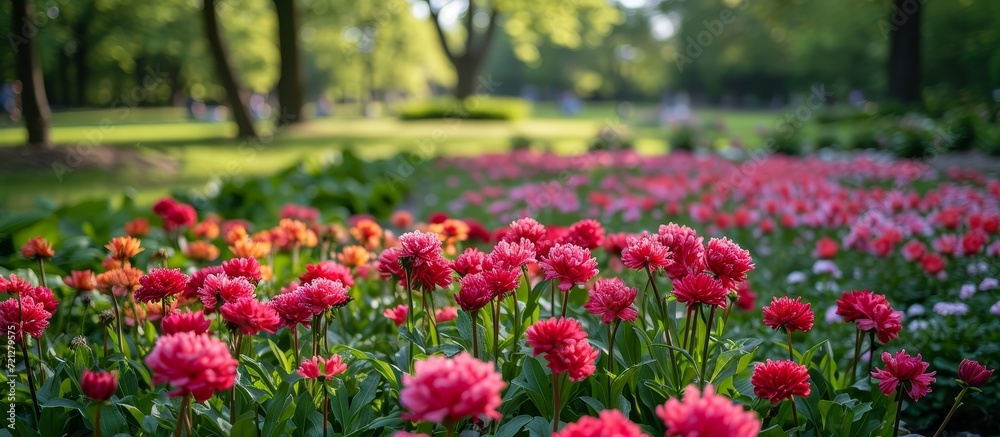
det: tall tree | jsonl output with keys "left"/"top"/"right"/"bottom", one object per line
{"left": 886, "top": 0, "right": 921, "bottom": 105}
{"left": 273, "top": 0, "right": 304, "bottom": 125}
{"left": 422, "top": 0, "right": 619, "bottom": 100}
{"left": 201, "top": 0, "right": 258, "bottom": 139}
{"left": 12, "top": 0, "right": 52, "bottom": 148}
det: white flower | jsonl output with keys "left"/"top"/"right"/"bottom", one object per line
{"left": 811, "top": 260, "right": 842, "bottom": 278}
{"left": 991, "top": 301, "right": 1000, "bottom": 316}
{"left": 960, "top": 283, "right": 977, "bottom": 300}
{"left": 825, "top": 305, "right": 842, "bottom": 324}
{"left": 966, "top": 261, "right": 989, "bottom": 275}
{"left": 907, "top": 319, "right": 929, "bottom": 331}
{"left": 907, "top": 304, "right": 925, "bottom": 317}
{"left": 787, "top": 271, "right": 806, "bottom": 284}
{"left": 980, "top": 277, "right": 998, "bottom": 291}
{"left": 932, "top": 302, "right": 969, "bottom": 317}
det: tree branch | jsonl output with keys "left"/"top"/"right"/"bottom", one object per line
{"left": 423, "top": 0, "right": 457, "bottom": 63}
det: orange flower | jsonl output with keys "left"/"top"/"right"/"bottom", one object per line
{"left": 350, "top": 219, "right": 383, "bottom": 250}
{"left": 229, "top": 238, "right": 272, "bottom": 259}
{"left": 276, "top": 219, "right": 319, "bottom": 249}
{"left": 391, "top": 210, "right": 414, "bottom": 229}
{"left": 124, "top": 218, "right": 150, "bottom": 237}
{"left": 225, "top": 225, "right": 249, "bottom": 245}
{"left": 428, "top": 219, "right": 470, "bottom": 256}
{"left": 337, "top": 245, "right": 371, "bottom": 268}
{"left": 64, "top": 270, "right": 97, "bottom": 292}
{"left": 184, "top": 241, "right": 220, "bottom": 262}
{"left": 21, "top": 235, "right": 54, "bottom": 259}
{"left": 101, "top": 256, "right": 123, "bottom": 270}
{"left": 191, "top": 221, "right": 220, "bottom": 240}
{"left": 260, "top": 265, "right": 274, "bottom": 282}
{"left": 105, "top": 236, "right": 144, "bottom": 261}
{"left": 96, "top": 266, "right": 143, "bottom": 297}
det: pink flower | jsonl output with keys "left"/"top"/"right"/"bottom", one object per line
{"left": 145, "top": 332, "right": 238, "bottom": 402}
{"left": 435, "top": 306, "right": 459, "bottom": 323}
{"left": 705, "top": 237, "right": 754, "bottom": 290}
{"left": 410, "top": 257, "right": 454, "bottom": 292}
{"left": 526, "top": 317, "right": 598, "bottom": 381}
{"left": 184, "top": 265, "right": 224, "bottom": 299}
{"left": 222, "top": 257, "right": 263, "bottom": 285}
{"left": 397, "top": 230, "right": 444, "bottom": 267}
{"left": 219, "top": 297, "right": 281, "bottom": 335}
{"left": 736, "top": 281, "right": 757, "bottom": 311}
{"left": 657, "top": 223, "right": 706, "bottom": 281}
{"left": 400, "top": 352, "right": 505, "bottom": 424}
{"left": 871, "top": 350, "right": 936, "bottom": 402}
{"left": 958, "top": 359, "right": 993, "bottom": 387}
{"left": 197, "top": 273, "right": 255, "bottom": 311}
{"left": 657, "top": 384, "right": 761, "bottom": 437}
{"left": 489, "top": 238, "right": 537, "bottom": 270}
{"left": 296, "top": 278, "right": 351, "bottom": 315}
{"left": 481, "top": 266, "right": 521, "bottom": 300}
{"left": 672, "top": 273, "right": 728, "bottom": 308}
{"left": 540, "top": 243, "right": 599, "bottom": 292}
{"left": 621, "top": 233, "right": 673, "bottom": 270}
{"left": 901, "top": 240, "right": 926, "bottom": 262}
{"left": 762, "top": 296, "right": 814, "bottom": 332}
{"left": 584, "top": 277, "right": 638, "bottom": 324}
{"left": 552, "top": 409, "right": 645, "bottom": 437}
{"left": 135, "top": 268, "right": 189, "bottom": 303}
{"left": 504, "top": 217, "right": 547, "bottom": 244}
{"left": 525, "top": 317, "right": 588, "bottom": 357}
{"left": 21, "top": 284, "right": 58, "bottom": 314}
{"left": 836, "top": 290, "right": 902, "bottom": 344}
{"left": 300, "top": 261, "right": 355, "bottom": 288}
{"left": 153, "top": 198, "right": 197, "bottom": 231}
{"left": 81, "top": 369, "right": 118, "bottom": 402}
{"left": 456, "top": 273, "right": 494, "bottom": 312}
{"left": 296, "top": 354, "right": 348, "bottom": 380}
{"left": 270, "top": 292, "right": 312, "bottom": 328}
{"left": 752, "top": 360, "right": 811, "bottom": 404}
{"left": 384, "top": 304, "right": 408, "bottom": 326}
{"left": 451, "top": 248, "right": 487, "bottom": 277}
{"left": 559, "top": 219, "right": 605, "bottom": 250}
{"left": 0, "top": 296, "right": 52, "bottom": 341}
{"left": 376, "top": 249, "right": 403, "bottom": 281}
{"left": 161, "top": 310, "right": 211, "bottom": 335}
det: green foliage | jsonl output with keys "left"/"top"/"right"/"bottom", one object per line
{"left": 398, "top": 97, "right": 532, "bottom": 121}
{"left": 668, "top": 124, "right": 699, "bottom": 152}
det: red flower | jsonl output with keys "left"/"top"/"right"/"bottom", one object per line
{"left": 552, "top": 409, "right": 645, "bottom": 437}
{"left": 296, "top": 354, "right": 348, "bottom": 380}
{"left": 762, "top": 296, "right": 814, "bottom": 332}
{"left": 161, "top": 310, "right": 211, "bottom": 335}
{"left": 124, "top": 217, "right": 150, "bottom": 237}
{"left": 602, "top": 232, "right": 631, "bottom": 259}
{"left": 0, "top": 296, "right": 51, "bottom": 340}
{"left": 219, "top": 297, "right": 281, "bottom": 335}
{"left": 621, "top": 233, "right": 673, "bottom": 271}
{"left": 81, "top": 369, "right": 118, "bottom": 402}
{"left": 547, "top": 339, "right": 599, "bottom": 382}
{"left": 21, "top": 235, "right": 54, "bottom": 259}
{"left": 901, "top": 240, "right": 926, "bottom": 262}
{"left": 858, "top": 303, "right": 903, "bottom": 344}
{"left": 410, "top": 257, "right": 454, "bottom": 292}
{"left": 735, "top": 281, "right": 757, "bottom": 311}
{"left": 540, "top": 243, "right": 599, "bottom": 292}
{"left": 584, "top": 277, "right": 638, "bottom": 324}
{"left": 657, "top": 223, "right": 706, "bottom": 281}
{"left": 64, "top": 270, "right": 98, "bottom": 292}
{"left": 836, "top": 290, "right": 887, "bottom": 323}
{"left": 657, "top": 384, "right": 761, "bottom": 437}
{"left": 489, "top": 238, "right": 537, "bottom": 270}
{"left": 135, "top": 268, "right": 189, "bottom": 304}
{"left": 391, "top": 210, "right": 414, "bottom": 229}
{"left": 22, "top": 284, "right": 58, "bottom": 315}
{"left": 705, "top": 237, "right": 754, "bottom": 290}
{"left": 815, "top": 237, "right": 838, "bottom": 259}
{"left": 958, "top": 359, "right": 994, "bottom": 387}
{"left": 933, "top": 234, "right": 959, "bottom": 256}
{"left": 961, "top": 232, "right": 986, "bottom": 255}
{"left": 300, "top": 261, "right": 355, "bottom": 288}
{"left": 222, "top": 257, "right": 263, "bottom": 285}
{"left": 296, "top": 278, "right": 351, "bottom": 315}
{"left": 435, "top": 306, "right": 459, "bottom": 323}
{"left": 559, "top": 219, "right": 605, "bottom": 250}
{"left": 752, "top": 359, "right": 811, "bottom": 404}
{"left": 920, "top": 253, "right": 946, "bottom": 275}
{"left": 871, "top": 350, "right": 936, "bottom": 402}
{"left": 153, "top": 198, "right": 197, "bottom": 231}
{"left": 384, "top": 304, "right": 408, "bottom": 326}
{"left": 481, "top": 266, "right": 521, "bottom": 300}
{"left": 184, "top": 265, "right": 224, "bottom": 299}
{"left": 836, "top": 290, "right": 902, "bottom": 344}
{"left": 673, "top": 273, "right": 728, "bottom": 308}
{"left": 270, "top": 292, "right": 312, "bottom": 328}
{"left": 504, "top": 217, "right": 547, "bottom": 244}
{"left": 397, "top": 230, "right": 444, "bottom": 266}
{"left": 401, "top": 352, "right": 505, "bottom": 424}
{"left": 376, "top": 249, "right": 403, "bottom": 281}
{"left": 525, "top": 317, "right": 588, "bottom": 357}
{"left": 197, "top": 273, "right": 255, "bottom": 311}
{"left": 451, "top": 248, "right": 487, "bottom": 277}
{"left": 456, "top": 273, "right": 495, "bottom": 312}
{"left": 146, "top": 332, "right": 238, "bottom": 402}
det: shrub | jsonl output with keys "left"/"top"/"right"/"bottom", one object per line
{"left": 848, "top": 126, "right": 880, "bottom": 151}
{"left": 763, "top": 127, "right": 805, "bottom": 156}
{"left": 668, "top": 124, "right": 699, "bottom": 152}
{"left": 588, "top": 126, "right": 633, "bottom": 151}
{"left": 398, "top": 96, "right": 531, "bottom": 121}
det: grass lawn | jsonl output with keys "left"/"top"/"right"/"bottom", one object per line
{"left": 0, "top": 103, "right": 785, "bottom": 210}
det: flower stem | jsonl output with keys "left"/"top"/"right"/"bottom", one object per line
{"left": 932, "top": 386, "right": 969, "bottom": 437}
{"left": 471, "top": 310, "right": 480, "bottom": 359}
{"left": 607, "top": 320, "right": 621, "bottom": 406}
{"left": 323, "top": 382, "right": 329, "bottom": 437}
{"left": 786, "top": 328, "right": 795, "bottom": 362}
{"left": 94, "top": 404, "right": 102, "bottom": 437}
{"left": 549, "top": 281, "right": 556, "bottom": 318}
{"left": 19, "top": 337, "right": 40, "bottom": 420}
{"left": 37, "top": 258, "right": 47, "bottom": 288}
{"left": 847, "top": 328, "right": 863, "bottom": 385}
{"left": 790, "top": 399, "right": 800, "bottom": 432}
{"left": 552, "top": 373, "right": 563, "bottom": 433}
{"left": 292, "top": 326, "right": 300, "bottom": 366}
{"left": 174, "top": 395, "right": 191, "bottom": 437}
{"left": 699, "top": 306, "right": 717, "bottom": 390}
{"left": 493, "top": 298, "right": 501, "bottom": 370}
{"left": 110, "top": 294, "right": 127, "bottom": 358}
{"left": 892, "top": 390, "right": 903, "bottom": 437}
{"left": 645, "top": 265, "right": 680, "bottom": 386}
{"left": 560, "top": 290, "right": 569, "bottom": 318}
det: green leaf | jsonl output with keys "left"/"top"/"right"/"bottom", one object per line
{"left": 494, "top": 414, "right": 534, "bottom": 437}
{"left": 347, "top": 373, "right": 380, "bottom": 431}
{"left": 267, "top": 339, "right": 292, "bottom": 374}
{"left": 241, "top": 355, "right": 278, "bottom": 395}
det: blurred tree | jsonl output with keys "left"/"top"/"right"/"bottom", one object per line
{"left": 421, "top": 0, "right": 620, "bottom": 100}
{"left": 885, "top": 0, "right": 921, "bottom": 104}
{"left": 201, "top": 0, "right": 257, "bottom": 139}
{"left": 273, "top": 0, "right": 304, "bottom": 125}
{"left": 11, "top": 0, "right": 52, "bottom": 147}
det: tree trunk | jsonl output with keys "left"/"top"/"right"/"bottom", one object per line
{"left": 886, "top": 0, "right": 921, "bottom": 105}
{"left": 168, "top": 64, "right": 185, "bottom": 107}
{"left": 453, "top": 60, "right": 481, "bottom": 101}
{"left": 201, "top": 0, "right": 258, "bottom": 139}
{"left": 13, "top": 0, "right": 52, "bottom": 148}
{"left": 273, "top": 0, "right": 304, "bottom": 126}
